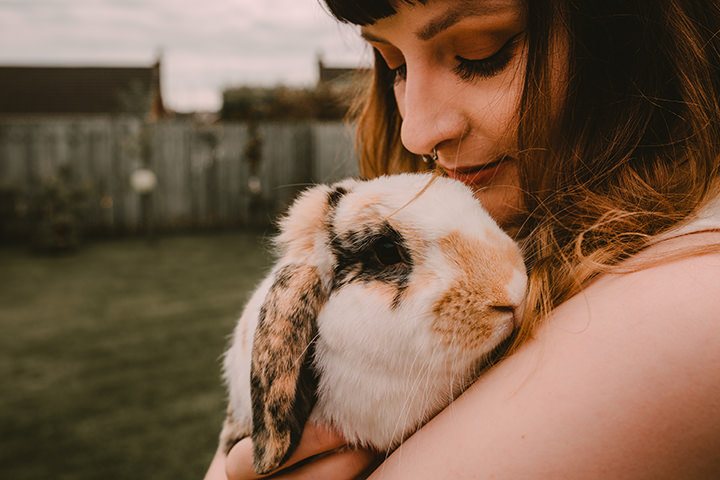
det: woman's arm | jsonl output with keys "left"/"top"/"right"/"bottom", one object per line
{"left": 370, "top": 242, "right": 720, "bottom": 479}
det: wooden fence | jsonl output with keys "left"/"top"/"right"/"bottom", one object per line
{"left": 0, "top": 118, "right": 359, "bottom": 238}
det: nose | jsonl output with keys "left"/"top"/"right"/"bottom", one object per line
{"left": 398, "top": 64, "right": 469, "bottom": 156}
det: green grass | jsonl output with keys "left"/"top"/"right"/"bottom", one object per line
{"left": 0, "top": 233, "right": 275, "bottom": 479}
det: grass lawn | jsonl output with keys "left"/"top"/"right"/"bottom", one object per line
{"left": 0, "top": 232, "right": 275, "bottom": 480}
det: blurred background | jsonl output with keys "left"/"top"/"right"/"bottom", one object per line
{"left": 0, "top": 1, "right": 368, "bottom": 478}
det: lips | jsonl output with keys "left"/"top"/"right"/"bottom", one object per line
{"left": 442, "top": 157, "right": 512, "bottom": 188}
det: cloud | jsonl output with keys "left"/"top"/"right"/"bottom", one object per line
{"left": 0, "top": 0, "right": 367, "bottom": 111}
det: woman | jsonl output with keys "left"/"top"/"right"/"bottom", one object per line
{"left": 207, "top": 0, "right": 720, "bottom": 478}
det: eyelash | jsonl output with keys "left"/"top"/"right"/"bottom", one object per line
{"left": 453, "top": 33, "right": 523, "bottom": 82}
{"left": 391, "top": 32, "right": 523, "bottom": 84}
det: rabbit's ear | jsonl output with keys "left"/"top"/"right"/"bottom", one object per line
{"left": 249, "top": 263, "right": 328, "bottom": 475}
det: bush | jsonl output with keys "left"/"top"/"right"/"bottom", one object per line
{"left": 26, "top": 164, "right": 95, "bottom": 253}
{"left": 220, "top": 85, "right": 350, "bottom": 122}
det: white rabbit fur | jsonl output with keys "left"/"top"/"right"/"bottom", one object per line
{"left": 219, "top": 173, "right": 527, "bottom": 474}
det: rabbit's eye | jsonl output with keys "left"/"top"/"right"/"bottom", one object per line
{"left": 372, "top": 237, "right": 405, "bottom": 266}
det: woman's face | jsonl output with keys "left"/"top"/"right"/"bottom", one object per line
{"left": 361, "top": 0, "right": 528, "bottom": 227}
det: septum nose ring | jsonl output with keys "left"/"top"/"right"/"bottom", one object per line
{"left": 422, "top": 147, "right": 438, "bottom": 165}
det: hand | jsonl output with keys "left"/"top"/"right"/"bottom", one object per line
{"left": 216, "top": 423, "right": 380, "bottom": 479}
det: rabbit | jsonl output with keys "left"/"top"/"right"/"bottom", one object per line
{"left": 219, "top": 172, "right": 527, "bottom": 475}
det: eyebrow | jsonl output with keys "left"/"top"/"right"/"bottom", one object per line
{"left": 418, "top": 1, "right": 512, "bottom": 40}
{"left": 361, "top": 1, "right": 514, "bottom": 43}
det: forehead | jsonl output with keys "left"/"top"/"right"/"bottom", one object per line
{"left": 416, "top": 0, "right": 523, "bottom": 37}
{"left": 361, "top": 0, "right": 525, "bottom": 41}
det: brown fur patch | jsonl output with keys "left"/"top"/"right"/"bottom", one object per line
{"left": 250, "top": 263, "right": 325, "bottom": 474}
{"left": 276, "top": 186, "right": 332, "bottom": 259}
{"left": 432, "top": 231, "right": 521, "bottom": 350}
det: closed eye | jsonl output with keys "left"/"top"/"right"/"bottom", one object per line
{"left": 388, "top": 31, "right": 523, "bottom": 85}
{"left": 453, "top": 32, "right": 524, "bottom": 82}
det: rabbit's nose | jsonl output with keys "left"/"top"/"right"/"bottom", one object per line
{"left": 506, "top": 268, "right": 528, "bottom": 328}
{"left": 506, "top": 268, "right": 527, "bottom": 307}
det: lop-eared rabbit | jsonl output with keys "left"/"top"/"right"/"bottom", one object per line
{"left": 219, "top": 173, "right": 527, "bottom": 474}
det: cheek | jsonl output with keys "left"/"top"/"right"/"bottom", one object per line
{"left": 465, "top": 66, "right": 525, "bottom": 142}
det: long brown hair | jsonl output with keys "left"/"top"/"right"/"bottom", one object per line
{"left": 324, "top": 0, "right": 720, "bottom": 346}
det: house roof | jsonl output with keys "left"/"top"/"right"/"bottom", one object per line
{"left": 319, "top": 65, "right": 359, "bottom": 84}
{"left": 317, "top": 57, "right": 371, "bottom": 89}
{"left": 0, "top": 62, "right": 165, "bottom": 117}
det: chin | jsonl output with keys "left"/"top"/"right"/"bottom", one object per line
{"left": 451, "top": 160, "right": 522, "bottom": 232}
{"left": 474, "top": 187, "right": 523, "bottom": 234}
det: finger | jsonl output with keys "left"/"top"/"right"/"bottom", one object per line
{"left": 226, "top": 424, "right": 347, "bottom": 479}
{"left": 281, "top": 423, "right": 348, "bottom": 467}
{"left": 269, "top": 448, "right": 379, "bottom": 480}
{"left": 226, "top": 437, "right": 264, "bottom": 479}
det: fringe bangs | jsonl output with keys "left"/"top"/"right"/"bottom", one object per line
{"left": 322, "top": 0, "right": 425, "bottom": 26}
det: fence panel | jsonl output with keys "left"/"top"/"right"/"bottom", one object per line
{"left": 312, "top": 122, "right": 359, "bottom": 183}
{"left": 217, "top": 123, "right": 250, "bottom": 226}
{"left": 0, "top": 118, "right": 358, "bottom": 239}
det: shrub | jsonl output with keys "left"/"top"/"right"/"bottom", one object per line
{"left": 26, "top": 164, "right": 95, "bottom": 253}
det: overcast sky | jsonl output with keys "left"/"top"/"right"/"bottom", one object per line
{"left": 0, "top": 0, "right": 369, "bottom": 112}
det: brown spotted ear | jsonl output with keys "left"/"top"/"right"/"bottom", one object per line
{"left": 250, "top": 263, "right": 328, "bottom": 475}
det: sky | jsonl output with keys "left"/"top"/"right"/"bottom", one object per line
{"left": 0, "top": 0, "right": 370, "bottom": 112}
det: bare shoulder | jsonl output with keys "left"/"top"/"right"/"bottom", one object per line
{"left": 371, "top": 235, "right": 720, "bottom": 480}
{"left": 556, "top": 232, "right": 720, "bottom": 358}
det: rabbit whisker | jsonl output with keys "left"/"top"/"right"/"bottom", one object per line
{"left": 390, "top": 316, "right": 444, "bottom": 449}
{"left": 292, "top": 331, "right": 321, "bottom": 368}
{"left": 385, "top": 176, "right": 441, "bottom": 221}
{"left": 396, "top": 333, "right": 444, "bottom": 448}
{"left": 389, "top": 334, "right": 427, "bottom": 446}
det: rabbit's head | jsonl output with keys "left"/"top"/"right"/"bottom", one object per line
{"left": 249, "top": 173, "right": 527, "bottom": 473}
